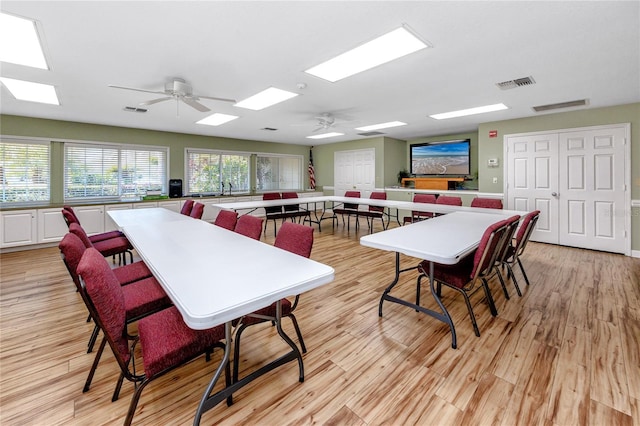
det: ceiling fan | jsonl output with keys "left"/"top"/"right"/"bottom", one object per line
{"left": 108, "top": 77, "right": 236, "bottom": 113}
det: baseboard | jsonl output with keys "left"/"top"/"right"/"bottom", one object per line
{"left": 632, "top": 250, "right": 640, "bottom": 258}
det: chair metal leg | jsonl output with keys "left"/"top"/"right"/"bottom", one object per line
{"left": 517, "top": 258, "right": 531, "bottom": 286}
{"left": 457, "top": 288, "right": 480, "bottom": 337}
{"left": 506, "top": 263, "right": 522, "bottom": 296}
{"left": 112, "top": 371, "right": 125, "bottom": 402}
{"left": 481, "top": 278, "right": 498, "bottom": 317}
{"left": 123, "top": 378, "right": 151, "bottom": 426}
{"left": 495, "top": 268, "right": 511, "bottom": 300}
{"left": 287, "top": 313, "right": 307, "bottom": 354}
{"left": 84, "top": 336, "right": 107, "bottom": 392}
{"left": 87, "top": 323, "right": 100, "bottom": 353}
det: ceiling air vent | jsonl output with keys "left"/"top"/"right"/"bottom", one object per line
{"left": 261, "top": 127, "right": 278, "bottom": 131}
{"left": 496, "top": 76, "right": 536, "bottom": 90}
{"left": 533, "top": 99, "right": 589, "bottom": 112}
{"left": 358, "top": 131, "right": 385, "bottom": 137}
{"left": 124, "top": 106, "right": 147, "bottom": 113}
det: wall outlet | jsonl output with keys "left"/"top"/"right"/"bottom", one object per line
{"left": 492, "top": 177, "right": 498, "bottom": 184}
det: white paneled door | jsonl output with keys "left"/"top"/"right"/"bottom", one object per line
{"left": 505, "top": 124, "right": 629, "bottom": 254}
{"left": 334, "top": 148, "right": 375, "bottom": 198}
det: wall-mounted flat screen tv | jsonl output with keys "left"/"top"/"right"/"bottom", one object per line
{"left": 410, "top": 139, "right": 471, "bottom": 176}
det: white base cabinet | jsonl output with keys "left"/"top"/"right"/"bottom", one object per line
{"left": 1, "top": 209, "right": 37, "bottom": 247}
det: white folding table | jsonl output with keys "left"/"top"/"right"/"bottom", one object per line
{"left": 108, "top": 208, "right": 335, "bottom": 424}
{"left": 360, "top": 211, "right": 513, "bottom": 349}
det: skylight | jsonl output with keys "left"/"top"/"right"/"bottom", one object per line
{"left": 429, "top": 103, "right": 508, "bottom": 120}
{"left": 306, "top": 132, "right": 344, "bottom": 139}
{"left": 0, "top": 77, "right": 59, "bottom": 105}
{"left": 305, "top": 26, "right": 429, "bottom": 82}
{"left": 196, "top": 113, "right": 239, "bottom": 126}
{"left": 0, "top": 12, "right": 48, "bottom": 69}
{"left": 355, "top": 121, "right": 407, "bottom": 131}
{"left": 234, "top": 87, "right": 298, "bottom": 111}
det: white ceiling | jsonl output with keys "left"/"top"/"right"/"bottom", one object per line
{"left": 1, "top": 1, "right": 639, "bottom": 146}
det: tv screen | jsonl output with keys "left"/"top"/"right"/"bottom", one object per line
{"left": 410, "top": 139, "right": 471, "bottom": 176}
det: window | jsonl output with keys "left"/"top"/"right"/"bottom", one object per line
{"left": 256, "top": 154, "right": 302, "bottom": 191}
{"left": 0, "top": 138, "right": 50, "bottom": 204}
{"left": 64, "top": 143, "right": 168, "bottom": 201}
{"left": 186, "top": 149, "right": 250, "bottom": 195}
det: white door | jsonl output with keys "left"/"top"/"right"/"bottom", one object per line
{"left": 505, "top": 124, "right": 629, "bottom": 254}
{"left": 334, "top": 148, "right": 376, "bottom": 198}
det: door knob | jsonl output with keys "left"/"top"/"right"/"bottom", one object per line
{"left": 551, "top": 192, "right": 558, "bottom": 197}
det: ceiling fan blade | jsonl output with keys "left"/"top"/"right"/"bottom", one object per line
{"left": 139, "top": 97, "right": 173, "bottom": 106}
{"left": 108, "top": 85, "right": 167, "bottom": 96}
{"left": 182, "top": 97, "right": 211, "bottom": 112}
{"left": 197, "top": 94, "right": 237, "bottom": 103}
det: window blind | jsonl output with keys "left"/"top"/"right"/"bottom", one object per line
{"left": 0, "top": 139, "right": 50, "bottom": 204}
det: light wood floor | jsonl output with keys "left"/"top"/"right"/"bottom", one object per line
{"left": 1, "top": 218, "right": 639, "bottom": 425}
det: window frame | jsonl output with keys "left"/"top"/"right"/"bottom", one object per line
{"left": 255, "top": 152, "right": 304, "bottom": 192}
{"left": 0, "top": 136, "right": 51, "bottom": 206}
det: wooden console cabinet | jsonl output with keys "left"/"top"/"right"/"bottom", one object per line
{"left": 401, "top": 177, "right": 464, "bottom": 190}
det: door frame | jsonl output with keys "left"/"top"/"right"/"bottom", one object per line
{"left": 503, "top": 123, "right": 631, "bottom": 256}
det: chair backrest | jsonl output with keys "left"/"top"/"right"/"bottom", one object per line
{"left": 344, "top": 191, "right": 360, "bottom": 210}
{"left": 412, "top": 194, "right": 437, "bottom": 218}
{"left": 59, "top": 232, "right": 88, "bottom": 290}
{"left": 180, "top": 199, "right": 194, "bottom": 216}
{"left": 234, "top": 215, "right": 264, "bottom": 240}
{"left": 190, "top": 202, "right": 205, "bottom": 219}
{"left": 69, "top": 223, "right": 94, "bottom": 248}
{"left": 513, "top": 210, "right": 541, "bottom": 257}
{"left": 61, "top": 208, "right": 79, "bottom": 227}
{"left": 281, "top": 192, "right": 301, "bottom": 212}
{"left": 214, "top": 210, "right": 238, "bottom": 231}
{"left": 470, "top": 197, "right": 503, "bottom": 209}
{"left": 436, "top": 195, "right": 462, "bottom": 206}
{"left": 369, "top": 192, "right": 386, "bottom": 213}
{"left": 470, "top": 219, "right": 511, "bottom": 280}
{"left": 495, "top": 215, "right": 521, "bottom": 264}
{"left": 263, "top": 192, "right": 283, "bottom": 214}
{"left": 274, "top": 222, "right": 314, "bottom": 258}
{"left": 77, "top": 248, "right": 131, "bottom": 367}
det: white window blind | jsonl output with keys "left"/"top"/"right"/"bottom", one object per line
{"left": 186, "top": 149, "right": 250, "bottom": 194}
{"left": 0, "top": 139, "right": 50, "bottom": 204}
{"left": 64, "top": 143, "right": 167, "bottom": 201}
{"left": 256, "top": 154, "right": 302, "bottom": 191}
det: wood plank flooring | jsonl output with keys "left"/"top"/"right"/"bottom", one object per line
{"left": 1, "top": 217, "right": 639, "bottom": 425}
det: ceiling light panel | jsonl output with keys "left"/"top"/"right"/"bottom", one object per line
{"left": 355, "top": 121, "right": 407, "bottom": 131}
{"left": 234, "top": 87, "right": 298, "bottom": 111}
{"left": 0, "top": 77, "right": 59, "bottom": 105}
{"left": 429, "top": 103, "right": 508, "bottom": 120}
{"left": 306, "top": 132, "right": 344, "bottom": 139}
{"left": 305, "top": 26, "right": 429, "bottom": 83}
{"left": 0, "top": 12, "right": 48, "bottom": 69}
{"left": 196, "top": 113, "right": 239, "bottom": 126}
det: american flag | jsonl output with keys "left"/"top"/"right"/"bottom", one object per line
{"left": 308, "top": 147, "right": 316, "bottom": 189}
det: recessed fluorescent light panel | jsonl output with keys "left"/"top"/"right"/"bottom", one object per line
{"left": 429, "top": 103, "right": 508, "bottom": 120}
{"left": 0, "top": 77, "right": 59, "bottom": 105}
{"left": 355, "top": 121, "right": 407, "bottom": 131}
{"left": 306, "top": 132, "right": 344, "bottom": 139}
{"left": 0, "top": 12, "right": 48, "bottom": 69}
{"left": 196, "top": 113, "right": 239, "bottom": 126}
{"left": 234, "top": 87, "right": 298, "bottom": 111}
{"left": 305, "top": 26, "right": 429, "bottom": 82}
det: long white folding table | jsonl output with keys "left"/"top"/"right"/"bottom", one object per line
{"left": 107, "top": 208, "right": 335, "bottom": 424}
{"left": 360, "top": 211, "right": 516, "bottom": 349}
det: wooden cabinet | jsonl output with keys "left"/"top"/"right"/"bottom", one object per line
{"left": 74, "top": 206, "right": 105, "bottom": 236}
{"left": 401, "top": 177, "right": 464, "bottom": 190}
{"left": 37, "top": 208, "right": 68, "bottom": 243}
{"left": 1, "top": 209, "right": 37, "bottom": 247}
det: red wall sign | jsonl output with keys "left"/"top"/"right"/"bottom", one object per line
{"left": 489, "top": 130, "right": 498, "bottom": 138}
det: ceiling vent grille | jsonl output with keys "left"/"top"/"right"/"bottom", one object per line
{"left": 533, "top": 99, "right": 589, "bottom": 112}
{"left": 261, "top": 127, "right": 278, "bottom": 131}
{"left": 124, "top": 106, "right": 147, "bottom": 113}
{"left": 358, "top": 131, "right": 385, "bottom": 137}
{"left": 496, "top": 76, "right": 536, "bottom": 90}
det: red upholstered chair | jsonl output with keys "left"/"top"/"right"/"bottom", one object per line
{"left": 214, "top": 209, "right": 238, "bottom": 231}
{"left": 233, "top": 222, "right": 314, "bottom": 382}
{"left": 190, "top": 202, "right": 205, "bottom": 219}
{"left": 470, "top": 197, "right": 503, "bottom": 209}
{"left": 234, "top": 215, "right": 264, "bottom": 240}
{"left": 435, "top": 195, "right": 463, "bottom": 206}
{"left": 69, "top": 222, "right": 134, "bottom": 265}
{"left": 281, "top": 192, "right": 311, "bottom": 224}
{"left": 77, "top": 247, "right": 227, "bottom": 426}
{"left": 403, "top": 194, "right": 437, "bottom": 224}
{"left": 503, "top": 210, "right": 540, "bottom": 293}
{"left": 359, "top": 191, "right": 387, "bottom": 232}
{"left": 333, "top": 191, "right": 361, "bottom": 230}
{"left": 415, "top": 218, "right": 512, "bottom": 337}
{"left": 180, "top": 199, "right": 194, "bottom": 216}
{"left": 62, "top": 206, "right": 124, "bottom": 243}
{"left": 262, "top": 192, "right": 287, "bottom": 236}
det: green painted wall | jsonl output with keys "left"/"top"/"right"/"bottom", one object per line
{"left": 383, "top": 137, "right": 408, "bottom": 187}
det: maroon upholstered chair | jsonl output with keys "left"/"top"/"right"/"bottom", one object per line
{"left": 69, "top": 222, "right": 134, "bottom": 265}
{"left": 233, "top": 222, "right": 314, "bottom": 382}
{"left": 415, "top": 218, "right": 513, "bottom": 337}
{"left": 359, "top": 191, "right": 387, "bottom": 232}
{"left": 435, "top": 195, "right": 463, "bottom": 206}
{"left": 262, "top": 192, "right": 287, "bottom": 236}
{"left": 333, "top": 191, "right": 361, "bottom": 230}
{"left": 180, "top": 199, "right": 194, "bottom": 216}
{"left": 470, "top": 197, "right": 503, "bottom": 209}
{"left": 62, "top": 206, "right": 124, "bottom": 243}
{"left": 214, "top": 209, "right": 238, "bottom": 231}
{"left": 190, "top": 202, "right": 205, "bottom": 219}
{"left": 403, "top": 193, "right": 438, "bottom": 224}
{"left": 503, "top": 210, "right": 540, "bottom": 293}
{"left": 234, "top": 215, "right": 264, "bottom": 240}
{"left": 281, "top": 192, "right": 311, "bottom": 224}
{"left": 77, "top": 247, "right": 227, "bottom": 426}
